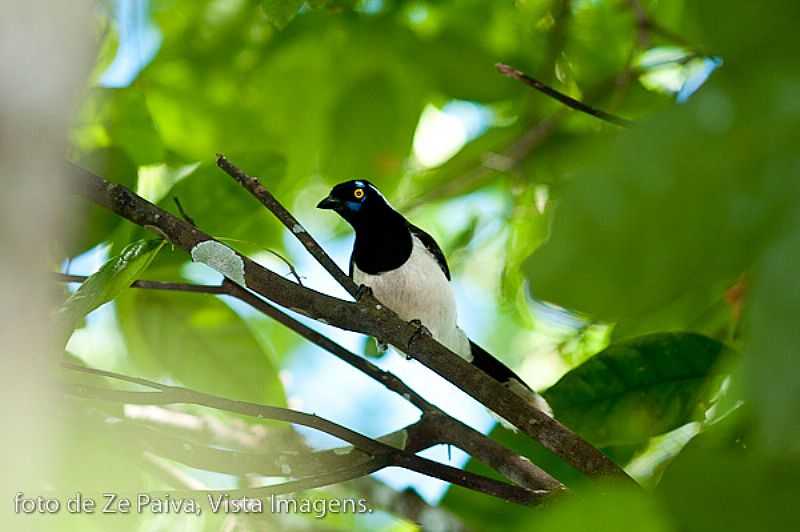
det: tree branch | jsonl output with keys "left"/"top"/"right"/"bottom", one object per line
{"left": 496, "top": 63, "right": 634, "bottom": 127}
{"left": 216, "top": 154, "right": 359, "bottom": 297}
{"left": 60, "top": 273, "right": 561, "bottom": 492}
{"left": 67, "top": 161, "right": 632, "bottom": 483}
{"left": 207, "top": 159, "right": 631, "bottom": 482}
{"left": 64, "top": 364, "right": 546, "bottom": 505}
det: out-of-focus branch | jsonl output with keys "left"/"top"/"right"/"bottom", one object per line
{"left": 345, "top": 477, "right": 467, "bottom": 532}
{"left": 123, "top": 404, "right": 302, "bottom": 451}
{"left": 64, "top": 363, "right": 546, "bottom": 505}
{"left": 124, "top": 407, "right": 467, "bottom": 529}
{"left": 496, "top": 63, "right": 634, "bottom": 127}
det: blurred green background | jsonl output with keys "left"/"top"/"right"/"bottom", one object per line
{"left": 53, "top": 0, "right": 800, "bottom": 530}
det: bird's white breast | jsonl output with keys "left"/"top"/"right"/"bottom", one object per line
{"left": 353, "top": 235, "right": 472, "bottom": 361}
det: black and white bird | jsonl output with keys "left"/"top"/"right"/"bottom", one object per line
{"left": 317, "top": 180, "right": 551, "bottom": 426}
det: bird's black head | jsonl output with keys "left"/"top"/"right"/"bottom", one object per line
{"left": 316, "top": 180, "right": 391, "bottom": 227}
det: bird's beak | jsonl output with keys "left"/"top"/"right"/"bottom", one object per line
{"left": 316, "top": 195, "right": 340, "bottom": 210}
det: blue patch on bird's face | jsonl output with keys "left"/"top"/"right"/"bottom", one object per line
{"left": 345, "top": 200, "right": 363, "bottom": 212}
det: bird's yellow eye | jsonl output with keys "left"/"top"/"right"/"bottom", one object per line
{"left": 353, "top": 188, "right": 365, "bottom": 199}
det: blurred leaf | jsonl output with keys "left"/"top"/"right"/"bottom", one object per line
{"left": 530, "top": 481, "right": 672, "bottom": 532}
{"left": 565, "top": 0, "right": 634, "bottom": 87}
{"left": 117, "top": 290, "right": 285, "bottom": 406}
{"left": 441, "top": 424, "right": 587, "bottom": 530}
{"left": 626, "top": 422, "right": 701, "bottom": 488}
{"left": 525, "top": 95, "right": 796, "bottom": 328}
{"left": 542, "top": 332, "right": 728, "bottom": 446}
{"left": 137, "top": 161, "right": 201, "bottom": 204}
{"left": 60, "top": 239, "right": 165, "bottom": 334}
{"left": 502, "top": 184, "right": 550, "bottom": 326}
{"left": 165, "top": 154, "right": 284, "bottom": 240}
{"left": 92, "top": 87, "right": 166, "bottom": 165}
{"left": 56, "top": 400, "right": 150, "bottom": 494}
{"left": 324, "top": 73, "right": 420, "bottom": 182}
{"left": 261, "top": 0, "right": 305, "bottom": 29}
{"left": 658, "top": 445, "right": 800, "bottom": 532}
{"left": 743, "top": 214, "right": 800, "bottom": 456}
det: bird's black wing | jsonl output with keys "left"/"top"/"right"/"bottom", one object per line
{"left": 407, "top": 223, "right": 451, "bottom": 281}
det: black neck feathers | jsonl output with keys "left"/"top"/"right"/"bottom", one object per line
{"left": 351, "top": 206, "right": 412, "bottom": 275}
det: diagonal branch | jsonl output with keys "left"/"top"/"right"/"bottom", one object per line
{"left": 68, "top": 161, "right": 632, "bottom": 483}
{"left": 209, "top": 158, "right": 631, "bottom": 482}
{"left": 496, "top": 63, "right": 634, "bottom": 127}
{"left": 216, "top": 154, "right": 359, "bottom": 297}
{"left": 60, "top": 273, "right": 561, "bottom": 492}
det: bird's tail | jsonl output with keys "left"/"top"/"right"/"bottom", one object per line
{"left": 469, "top": 340, "right": 552, "bottom": 430}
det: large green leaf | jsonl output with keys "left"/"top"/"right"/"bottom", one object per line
{"left": 117, "top": 289, "right": 285, "bottom": 406}
{"left": 60, "top": 239, "right": 165, "bottom": 334}
{"left": 542, "top": 332, "right": 728, "bottom": 446}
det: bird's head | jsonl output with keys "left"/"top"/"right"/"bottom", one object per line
{"left": 316, "top": 180, "right": 389, "bottom": 225}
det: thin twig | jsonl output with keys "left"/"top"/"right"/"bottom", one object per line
{"left": 56, "top": 272, "right": 228, "bottom": 295}
{"left": 496, "top": 63, "right": 634, "bottom": 127}
{"left": 216, "top": 154, "right": 359, "bottom": 297}
{"left": 173, "top": 196, "right": 196, "bottom": 226}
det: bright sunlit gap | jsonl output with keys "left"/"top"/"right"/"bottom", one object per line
{"left": 637, "top": 47, "right": 723, "bottom": 102}
{"left": 412, "top": 101, "right": 493, "bottom": 168}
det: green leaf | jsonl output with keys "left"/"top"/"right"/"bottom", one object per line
{"left": 60, "top": 239, "right": 165, "bottom": 334}
{"left": 524, "top": 92, "right": 798, "bottom": 330}
{"left": 361, "top": 336, "right": 386, "bottom": 358}
{"left": 117, "top": 290, "right": 286, "bottom": 406}
{"left": 92, "top": 88, "right": 166, "bottom": 165}
{"left": 323, "top": 72, "right": 421, "bottom": 182}
{"left": 542, "top": 332, "right": 729, "bottom": 446}
{"left": 261, "top": 0, "right": 305, "bottom": 29}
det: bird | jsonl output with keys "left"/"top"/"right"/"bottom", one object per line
{"left": 317, "top": 179, "right": 551, "bottom": 427}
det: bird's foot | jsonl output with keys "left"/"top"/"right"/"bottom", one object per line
{"left": 406, "top": 319, "right": 431, "bottom": 356}
{"left": 355, "top": 284, "right": 373, "bottom": 302}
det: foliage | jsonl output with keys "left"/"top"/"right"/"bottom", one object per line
{"left": 59, "top": 238, "right": 164, "bottom": 334}
{"left": 542, "top": 332, "right": 727, "bottom": 447}
{"left": 60, "top": 0, "right": 799, "bottom": 530}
